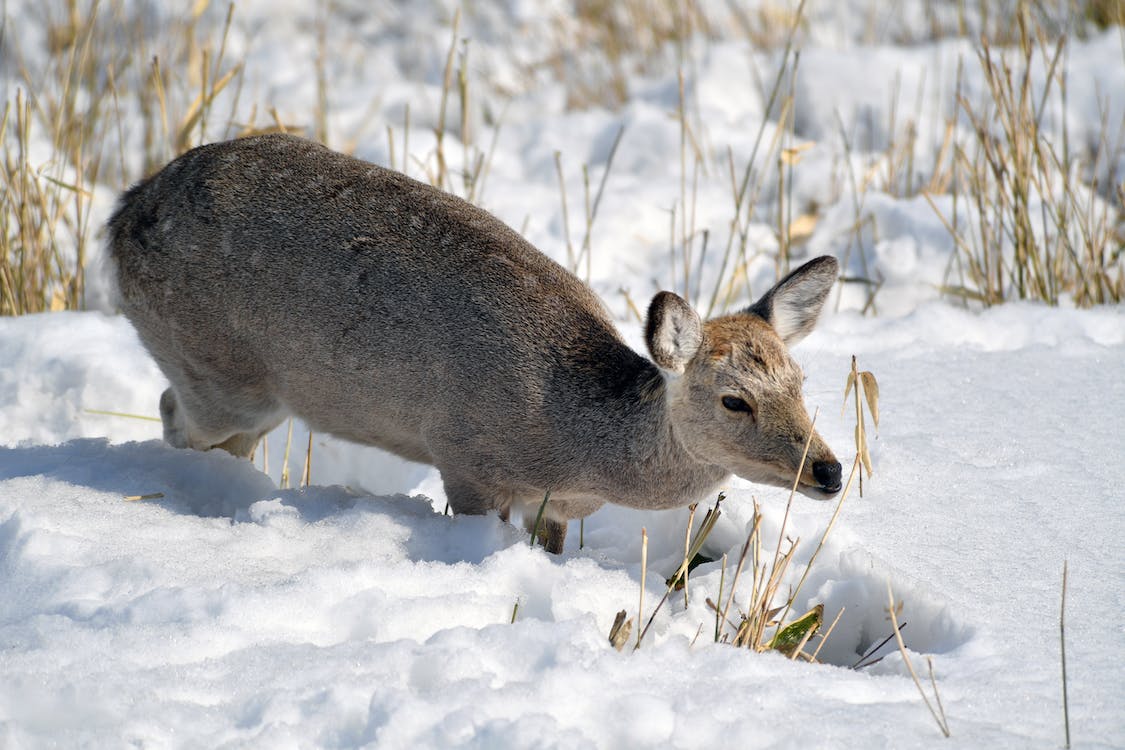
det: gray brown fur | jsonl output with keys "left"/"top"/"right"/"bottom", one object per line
{"left": 109, "top": 134, "right": 840, "bottom": 553}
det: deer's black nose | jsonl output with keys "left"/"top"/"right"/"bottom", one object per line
{"left": 812, "top": 461, "right": 842, "bottom": 492}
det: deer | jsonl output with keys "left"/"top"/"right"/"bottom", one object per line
{"left": 108, "top": 133, "right": 842, "bottom": 553}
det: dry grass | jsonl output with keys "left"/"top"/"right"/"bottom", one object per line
{"left": 554, "top": 126, "right": 626, "bottom": 282}
{"left": 1, "top": 89, "right": 89, "bottom": 314}
{"left": 929, "top": 2, "right": 1125, "bottom": 307}
{"left": 1083, "top": 0, "right": 1125, "bottom": 29}
{"left": 844, "top": 356, "right": 880, "bottom": 495}
{"left": 703, "top": 449, "right": 858, "bottom": 659}
{"left": 887, "top": 582, "right": 951, "bottom": 736}
{"left": 5, "top": 1, "right": 1122, "bottom": 318}
{"left": 1, "top": 0, "right": 251, "bottom": 315}
{"left": 1060, "top": 559, "right": 1071, "bottom": 748}
{"left": 545, "top": 0, "right": 714, "bottom": 110}
{"left": 625, "top": 425, "right": 860, "bottom": 662}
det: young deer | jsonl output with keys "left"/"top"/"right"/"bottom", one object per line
{"left": 109, "top": 134, "right": 841, "bottom": 553}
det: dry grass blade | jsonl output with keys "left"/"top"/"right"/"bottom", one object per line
{"left": 713, "top": 552, "right": 727, "bottom": 642}
{"left": 432, "top": 7, "right": 461, "bottom": 192}
{"left": 576, "top": 124, "right": 625, "bottom": 281}
{"left": 124, "top": 492, "right": 165, "bottom": 502}
{"left": 845, "top": 356, "right": 877, "bottom": 492}
{"left": 810, "top": 605, "right": 845, "bottom": 662}
{"left": 886, "top": 582, "right": 950, "bottom": 737}
{"left": 301, "top": 430, "right": 313, "bottom": 487}
{"left": 635, "top": 527, "right": 648, "bottom": 649}
{"left": 859, "top": 371, "right": 879, "bottom": 428}
{"left": 1061, "top": 559, "right": 1071, "bottom": 749}
{"left": 705, "top": 0, "right": 808, "bottom": 318}
{"left": 771, "top": 408, "right": 817, "bottom": 569}
{"left": 681, "top": 503, "right": 698, "bottom": 606}
{"left": 279, "top": 418, "right": 294, "bottom": 489}
{"left": 83, "top": 408, "right": 161, "bottom": 422}
{"left": 774, "top": 454, "right": 859, "bottom": 631}
{"left": 554, "top": 151, "right": 575, "bottom": 270}
{"left": 718, "top": 506, "right": 758, "bottom": 640}
{"left": 636, "top": 495, "right": 724, "bottom": 648}
{"left": 176, "top": 63, "right": 243, "bottom": 153}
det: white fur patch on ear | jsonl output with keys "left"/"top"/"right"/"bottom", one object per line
{"left": 645, "top": 291, "right": 703, "bottom": 373}
{"left": 747, "top": 256, "right": 838, "bottom": 346}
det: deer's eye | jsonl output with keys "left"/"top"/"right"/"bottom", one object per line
{"left": 721, "top": 395, "right": 753, "bottom": 415}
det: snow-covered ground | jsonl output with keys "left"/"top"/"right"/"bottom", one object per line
{"left": 2, "top": 1, "right": 1124, "bottom": 747}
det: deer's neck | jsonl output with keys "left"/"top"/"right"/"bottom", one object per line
{"left": 578, "top": 354, "right": 729, "bottom": 510}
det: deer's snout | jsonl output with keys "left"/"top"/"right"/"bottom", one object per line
{"left": 812, "top": 460, "right": 842, "bottom": 493}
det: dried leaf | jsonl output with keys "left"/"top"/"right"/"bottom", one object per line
{"left": 41, "top": 174, "right": 93, "bottom": 198}
{"left": 609, "top": 610, "right": 632, "bottom": 651}
{"left": 764, "top": 604, "right": 786, "bottom": 626}
{"left": 787, "top": 212, "right": 818, "bottom": 242}
{"left": 124, "top": 492, "right": 164, "bottom": 502}
{"left": 843, "top": 370, "right": 856, "bottom": 414}
{"left": 780, "top": 141, "right": 814, "bottom": 165}
{"left": 856, "top": 425, "right": 873, "bottom": 476}
{"left": 859, "top": 371, "right": 880, "bottom": 428}
{"left": 176, "top": 64, "right": 243, "bottom": 150}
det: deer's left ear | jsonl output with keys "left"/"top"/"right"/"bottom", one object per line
{"left": 746, "top": 256, "right": 838, "bottom": 346}
{"left": 646, "top": 291, "right": 702, "bottom": 374}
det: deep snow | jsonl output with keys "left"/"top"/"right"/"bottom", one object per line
{"left": 2, "top": 1, "right": 1124, "bottom": 747}
{"left": 2, "top": 304, "right": 1123, "bottom": 747}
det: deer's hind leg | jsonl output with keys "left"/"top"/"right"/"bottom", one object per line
{"left": 159, "top": 384, "right": 284, "bottom": 459}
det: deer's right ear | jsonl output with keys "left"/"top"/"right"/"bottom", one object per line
{"left": 645, "top": 292, "right": 702, "bottom": 374}
{"left": 746, "top": 255, "right": 838, "bottom": 346}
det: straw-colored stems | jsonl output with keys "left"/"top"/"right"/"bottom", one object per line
{"left": 810, "top": 606, "right": 845, "bottom": 663}
{"left": 635, "top": 527, "right": 648, "bottom": 649}
{"left": 887, "top": 582, "right": 950, "bottom": 737}
{"left": 576, "top": 124, "right": 624, "bottom": 282}
{"left": 636, "top": 497, "right": 723, "bottom": 648}
{"left": 279, "top": 417, "right": 294, "bottom": 489}
{"left": 554, "top": 151, "right": 575, "bottom": 271}
{"left": 682, "top": 503, "right": 698, "bottom": 607}
{"left": 1060, "top": 559, "right": 1070, "bottom": 749}
{"left": 301, "top": 430, "right": 313, "bottom": 487}
{"left": 771, "top": 409, "right": 817, "bottom": 571}
{"left": 714, "top": 552, "right": 727, "bottom": 642}
{"left": 774, "top": 453, "right": 858, "bottom": 631}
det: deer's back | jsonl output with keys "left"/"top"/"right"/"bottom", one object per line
{"left": 109, "top": 134, "right": 655, "bottom": 483}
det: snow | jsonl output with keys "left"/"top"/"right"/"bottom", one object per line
{"left": 3, "top": 1, "right": 1124, "bottom": 748}
{"left": 4, "top": 304, "right": 1122, "bottom": 747}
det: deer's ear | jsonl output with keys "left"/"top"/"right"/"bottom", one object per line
{"left": 645, "top": 291, "right": 702, "bottom": 374}
{"left": 747, "top": 256, "right": 838, "bottom": 346}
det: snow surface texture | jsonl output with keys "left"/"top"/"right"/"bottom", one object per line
{"left": 3, "top": 306, "right": 1124, "bottom": 748}
{"left": 3, "top": 1, "right": 1125, "bottom": 747}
